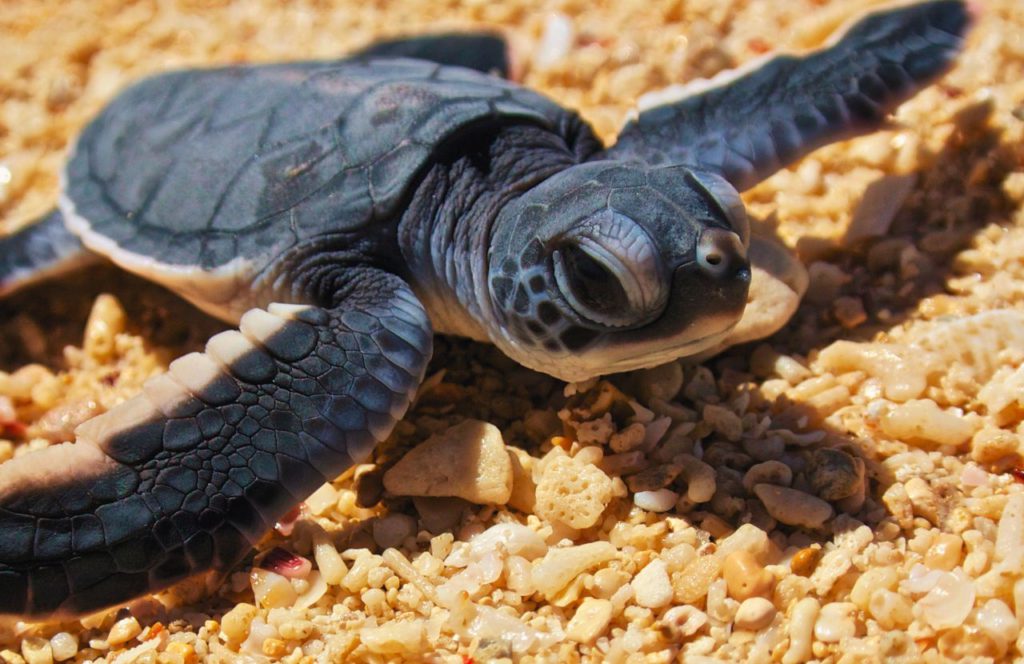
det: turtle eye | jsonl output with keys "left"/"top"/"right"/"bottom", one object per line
{"left": 552, "top": 234, "right": 665, "bottom": 328}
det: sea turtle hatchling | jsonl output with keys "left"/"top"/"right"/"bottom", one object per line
{"left": 0, "top": 1, "right": 969, "bottom": 617}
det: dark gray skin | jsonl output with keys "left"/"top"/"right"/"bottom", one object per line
{"left": 0, "top": 1, "right": 969, "bottom": 617}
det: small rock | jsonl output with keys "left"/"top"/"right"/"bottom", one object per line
{"left": 360, "top": 620, "right": 426, "bottom": 655}
{"left": 413, "top": 496, "right": 470, "bottom": 534}
{"left": 808, "top": 448, "right": 864, "bottom": 501}
{"left": 734, "top": 597, "right": 776, "bottom": 631}
{"left": 742, "top": 460, "right": 793, "bottom": 493}
{"left": 753, "top": 484, "right": 833, "bottom": 529}
{"left": 904, "top": 477, "right": 941, "bottom": 525}
{"left": 106, "top": 616, "right": 142, "bottom": 646}
{"left": 703, "top": 404, "right": 743, "bottom": 442}
{"left": 576, "top": 413, "right": 614, "bottom": 445}
{"left": 372, "top": 513, "right": 417, "bottom": 549}
{"left": 565, "top": 598, "right": 613, "bottom": 643}
{"left": 722, "top": 551, "right": 772, "bottom": 601}
{"left": 661, "top": 606, "right": 708, "bottom": 639}
{"left": 475, "top": 638, "right": 513, "bottom": 661}
{"left": 626, "top": 463, "right": 682, "bottom": 493}
{"left": 355, "top": 465, "right": 385, "bottom": 507}
{"left": 35, "top": 398, "right": 101, "bottom": 443}
{"left": 507, "top": 447, "right": 538, "bottom": 513}
{"left": 615, "top": 361, "right": 684, "bottom": 403}
{"left": 47, "top": 633, "right": 77, "bottom": 663}
{"left": 631, "top": 559, "right": 672, "bottom": 608}
{"left": 679, "top": 454, "right": 717, "bottom": 503}
{"left": 814, "top": 602, "right": 858, "bottom": 643}
{"left": 20, "top": 637, "right": 52, "bottom": 664}
{"left": 633, "top": 489, "right": 679, "bottom": 513}
{"left": 609, "top": 423, "right": 646, "bottom": 453}
{"left": 532, "top": 542, "right": 617, "bottom": 600}
{"left": 833, "top": 296, "right": 867, "bottom": 329}
{"left": 383, "top": 420, "right": 512, "bottom": 504}
{"left": 790, "top": 546, "right": 822, "bottom": 577}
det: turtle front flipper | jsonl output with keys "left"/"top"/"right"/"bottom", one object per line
{"left": 353, "top": 32, "right": 513, "bottom": 78}
{"left": 0, "top": 210, "right": 98, "bottom": 299}
{"left": 0, "top": 269, "right": 432, "bottom": 617}
{"left": 603, "top": 0, "right": 971, "bottom": 191}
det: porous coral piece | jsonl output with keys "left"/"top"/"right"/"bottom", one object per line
{"left": 534, "top": 451, "right": 613, "bottom": 529}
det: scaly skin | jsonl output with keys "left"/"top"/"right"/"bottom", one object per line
{"left": 0, "top": 0, "right": 969, "bottom": 617}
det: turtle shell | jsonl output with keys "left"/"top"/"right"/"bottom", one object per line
{"left": 61, "top": 57, "right": 572, "bottom": 319}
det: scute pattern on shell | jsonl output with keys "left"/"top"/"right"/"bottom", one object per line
{"left": 64, "top": 58, "right": 575, "bottom": 274}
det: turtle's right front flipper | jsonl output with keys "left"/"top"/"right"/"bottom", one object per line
{"left": 0, "top": 210, "right": 98, "bottom": 299}
{"left": 0, "top": 269, "right": 432, "bottom": 617}
{"left": 603, "top": 0, "right": 972, "bottom": 191}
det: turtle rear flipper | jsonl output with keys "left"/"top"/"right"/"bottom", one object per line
{"left": 0, "top": 268, "right": 432, "bottom": 617}
{"left": 0, "top": 210, "right": 98, "bottom": 299}
{"left": 604, "top": 0, "right": 971, "bottom": 190}
{"left": 353, "top": 32, "right": 514, "bottom": 78}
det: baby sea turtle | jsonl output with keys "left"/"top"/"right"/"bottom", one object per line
{"left": 0, "top": 1, "right": 968, "bottom": 616}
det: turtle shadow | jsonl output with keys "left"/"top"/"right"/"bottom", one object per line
{"left": 758, "top": 98, "right": 1016, "bottom": 355}
{"left": 0, "top": 263, "right": 227, "bottom": 370}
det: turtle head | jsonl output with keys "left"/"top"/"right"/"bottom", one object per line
{"left": 485, "top": 161, "right": 751, "bottom": 381}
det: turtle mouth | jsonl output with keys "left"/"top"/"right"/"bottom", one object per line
{"left": 484, "top": 253, "right": 749, "bottom": 382}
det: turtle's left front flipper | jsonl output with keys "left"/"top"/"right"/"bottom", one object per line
{"left": 0, "top": 269, "right": 432, "bottom": 617}
{"left": 603, "top": 0, "right": 971, "bottom": 191}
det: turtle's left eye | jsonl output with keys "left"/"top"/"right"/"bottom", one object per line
{"left": 552, "top": 225, "right": 666, "bottom": 328}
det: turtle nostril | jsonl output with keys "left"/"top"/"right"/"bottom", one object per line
{"left": 697, "top": 228, "right": 748, "bottom": 280}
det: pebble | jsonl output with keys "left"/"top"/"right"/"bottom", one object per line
{"left": 532, "top": 542, "right": 617, "bottom": 600}
{"left": 879, "top": 399, "right": 976, "bottom": 448}
{"left": 679, "top": 454, "right": 716, "bottom": 503}
{"left": 383, "top": 420, "right": 512, "bottom": 504}
{"left": 904, "top": 477, "right": 941, "bottom": 524}
{"left": 106, "top": 616, "right": 141, "bottom": 646}
{"left": 413, "top": 496, "right": 470, "bottom": 533}
{"left": 609, "top": 422, "right": 646, "bottom": 453}
{"left": 753, "top": 484, "right": 833, "bottom": 529}
{"left": 925, "top": 533, "right": 963, "bottom": 571}
{"left": 723, "top": 551, "right": 772, "bottom": 600}
{"left": 250, "top": 568, "right": 298, "bottom": 608}
{"left": 565, "top": 598, "right": 613, "bottom": 643}
{"left": 626, "top": 463, "right": 682, "bottom": 493}
{"left": 672, "top": 555, "right": 722, "bottom": 604}
{"left": 360, "top": 620, "right": 426, "bottom": 655}
{"left": 782, "top": 598, "right": 820, "bottom": 664}
{"left": 631, "top": 559, "right": 672, "bottom": 608}
{"left": 47, "top": 634, "right": 76, "bottom": 663}
{"left": 716, "top": 524, "right": 771, "bottom": 560}
{"left": 807, "top": 448, "right": 864, "bottom": 501}
{"left": 789, "top": 546, "right": 822, "bottom": 576}
{"left": 372, "top": 513, "right": 417, "bottom": 549}
{"left": 814, "top": 602, "right": 858, "bottom": 643}
{"left": 304, "top": 482, "right": 339, "bottom": 515}
{"left": 507, "top": 446, "right": 538, "bottom": 513}
{"left": 734, "top": 597, "right": 776, "bottom": 631}
{"left": 742, "top": 460, "right": 792, "bottom": 492}
{"left": 633, "top": 488, "right": 679, "bottom": 513}
{"left": 619, "top": 362, "right": 684, "bottom": 403}
{"left": 661, "top": 606, "right": 708, "bottom": 639}
{"left": 703, "top": 404, "right": 743, "bottom": 442}
{"left": 20, "top": 638, "right": 51, "bottom": 664}
{"left": 221, "top": 603, "right": 258, "bottom": 644}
